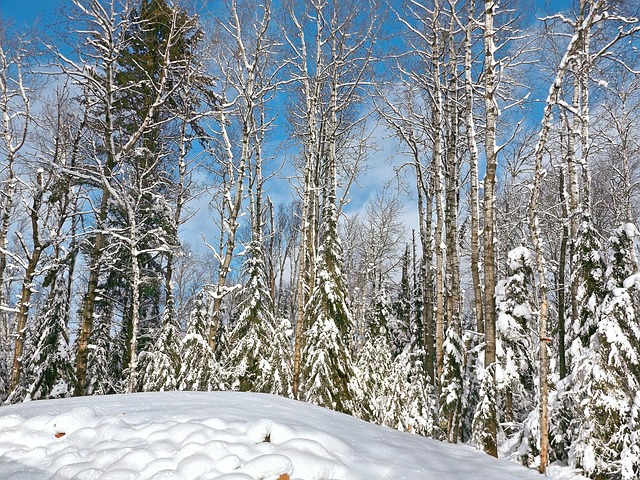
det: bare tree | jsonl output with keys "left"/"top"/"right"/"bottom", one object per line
{"left": 284, "top": 0, "right": 377, "bottom": 396}
{"left": 0, "top": 32, "right": 33, "bottom": 396}
{"left": 202, "top": 0, "right": 279, "bottom": 351}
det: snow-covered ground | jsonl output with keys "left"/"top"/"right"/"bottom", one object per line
{"left": 0, "top": 391, "right": 584, "bottom": 479}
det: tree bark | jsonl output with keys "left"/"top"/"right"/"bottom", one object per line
{"left": 481, "top": 0, "right": 499, "bottom": 458}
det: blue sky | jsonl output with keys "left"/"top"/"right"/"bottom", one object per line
{"left": 1, "top": 0, "right": 574, "bottom": 33}
{"left": 0, "top": 0, "right": 577, "bottom": 246}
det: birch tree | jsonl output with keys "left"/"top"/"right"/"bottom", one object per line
{"left": 56, "top": 0, "right": 198, "bottom": 394}
{"left": 0, "top": 32, "right": 33, "bottom": 397}
{"left": 285, "top": 0, "right": 377, "bottom": 398}
{"left": 202, "top": 0, "right": 278, "bottom": 353}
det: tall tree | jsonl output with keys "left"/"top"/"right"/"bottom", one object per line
{"left": 285, "top": 0, "right": 376, "bottom": 396}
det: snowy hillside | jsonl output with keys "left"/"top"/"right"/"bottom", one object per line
{"left": 0, "top": 391, "right": 581, "bottom": 480}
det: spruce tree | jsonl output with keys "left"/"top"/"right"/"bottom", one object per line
{"left": 262, "top": 317, "right": 293, "bottom": 397}
{"left": 355, "top": 289, "right": 394, "bottom": 423}
{"left": 22, "top": 277, "right": 75, "bottom": 400}
{"left": 299, "top": 201, "right": 355, "bottom": 414}
{"left": 86, "top": 300, "right": 116, "bottom": 396}
{"left": 138, "top": 297, "right": 182, "bottom": 392}
{"left": 571, "top": 224, "right": 640, "bottom": 479}
{"left": 383, "top": 348, "right": 435, "bottom": 437}
{"left": 179, "top": 291, "right": 225, "bottom": 391}
{"left": 495, "top": 246, "right": 536, "bottom": 424}
{"left": 227, "top": 239, "right": 276, "bottom": 393}
{"left": 391, "top": 246, "right": 412, "bottom": 355}
{"left": 440, "top": 325, "right": 464, "bottom": 443}
{"left": 472, "top": 363, "right": 499, "bottom": 455}
{"left": 571, "top": 216, "right": 607, "bottom": 357}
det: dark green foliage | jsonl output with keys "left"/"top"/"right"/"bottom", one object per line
{"left": 472, "top": 363, "right": 498, "bottom": 456}
{"left": 440, "top": 325, "right": 464, "bottom": 442}
{"left": 138, "top": 297, "right": 182, "bottom": 391}
{"left": 227, "top": 240, "right": 278, "bottom": 393}
{"left": 572, "top": 216, "right": 607, "bottom": 351}
{"left": 23, "top": 278, "right": 76, "bottom": 400}
{"left": 179, "top": 291, "right": 225, "bottom": 391}
{"left": 300, "top": 202, "right": 355, "bottom": 414}
{"left": 495, "top": 246, "right": 536, "bottom": 424}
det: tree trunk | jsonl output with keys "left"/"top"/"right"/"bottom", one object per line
{"left": 482, "top": 0, "right": 499, "bottom": 457}
{"left": 464, "top": 0, "right": 484, "bottom": 335}
{"left": 9, "top": 248, "right": 42, "bottom": 392}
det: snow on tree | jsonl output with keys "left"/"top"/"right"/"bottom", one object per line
{"left": 86, "top": 306, "right": 115, "bottom": 397}
{"left": 261, "top": 316, "right": 293, "bottom": 398}
{"left": 390, "top": 248, "right": 413, "bottom": 355}
{"left": 382, "top": 348, "right": 435, "bottom": 437}
{"left": 440, "top": 325, "right": 465, "bottom": 443}
{"left": 570, "top": 215, "right": 607, "bottom": 357}
{"left": 354, "top": 334, "right": 393, "bottom": 423}
{"left": 472, "top": 363, "right": 499, "bottom": 456}
{"left": 21, "top": 277, "right": 75, "bottom": 401}
{"left": 495, "top": 246, "right": 536, "bottom": 424}
{"left": 179, "top": 291, "right": 225, "bottom": 392}
{"left": 619, "top": 392, "right": 640, "bottom": 480}
{"left": 354, "top": 288, "right": 394, "bottom": 423}
{"left": 570, "top": 223, "right": 640, "bottom": 479}
{"left": 461, "top": 333, "right": 483, "bottom": 443}
{"left": 227, "top": 239, "right": 279, "bottom": 394}
{"left": 138, "top": 298, "right": 182, "bottom": 392}
{"left": 299, "top": 203, "right": 356, "bottom": 415}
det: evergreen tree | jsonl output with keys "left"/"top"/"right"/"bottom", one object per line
{"left": 472, "top": 363, "right": 499, "bottom": 455}
{"left": 391, "top": 246, "right": 412, "bottom": 355}
{"left": 355, "top": 289, "right": 394, "bottom": 423}
{"left": 22, "top": 277, "right": 75, "bottom": 400}
{"left": 299, "top": 201, "right": 355, "bottom": 414}
{"left": 86, "top": 308, "right": 115, "bottom": 396}
{"left": 495, "top": 246, "right": 536, "bottom": 424}
{"left": 548, "top": 217, "right": 607, "bottom": 467}
{"left": 620, "top": 392, "right": 640, "bottom": 480}
{"left": 461, "top": 333, "right": 483, "bottom": 443}
{"left": 440, "top": 325, "right": 464, "bottom": 443}
{"left": 262, "top": 317, "right": 293, "bottom": 398}
{"left": 138, "top": 298, "right": 182, "bottom": 392}
{"left": 179, "top": 291, "right": 225, "bottom": 391}
{"left": 571, "top": 224, "right": 640, "bottom": 479}
{"left": 571, "top": 216, "right": 607, "bottom": 357}
{"left": 227, "top": 239, "right": 276, "bottom": 393}
{"left": 383, "top": 348, "right": 435, "bottom": 437}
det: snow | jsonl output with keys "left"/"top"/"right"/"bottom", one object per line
{"left": 0, "top": 391, "right": 574, "bottom": 480}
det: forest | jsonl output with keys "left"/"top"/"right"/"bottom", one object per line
{"left": 1, "top": 0, "right": 639, "bottom": 478}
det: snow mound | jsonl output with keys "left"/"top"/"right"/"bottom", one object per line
{"left": 0, "top": 391, "right": 564, "bottom": 479}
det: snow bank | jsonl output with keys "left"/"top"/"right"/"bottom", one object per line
{"left": 0, "top": 391, "right": 566, "bottom": 479}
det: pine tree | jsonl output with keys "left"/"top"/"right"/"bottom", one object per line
{"left": 138, "top": 298, "right": 182, "bottom": 392}
{"left": 299, "top": 201, "right": 355, "bottom": 414}
{"left": 179, "top": 291, "right": 225, "bottom": 391}
{"left": 571, "top": 224, "right": 640, "bottom": 479}
{"left": 495, "top": 246, "right": 536, "bottom": 424}
{"left": 22, "top": 277, "right": 75, "bottom": 400}
{"left": 227, "top": 239, "right": 277, "bottom": 393}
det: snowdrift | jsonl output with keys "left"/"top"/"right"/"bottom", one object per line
{"left": 0, "top": 391, "right": 565, "bottom": 479}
